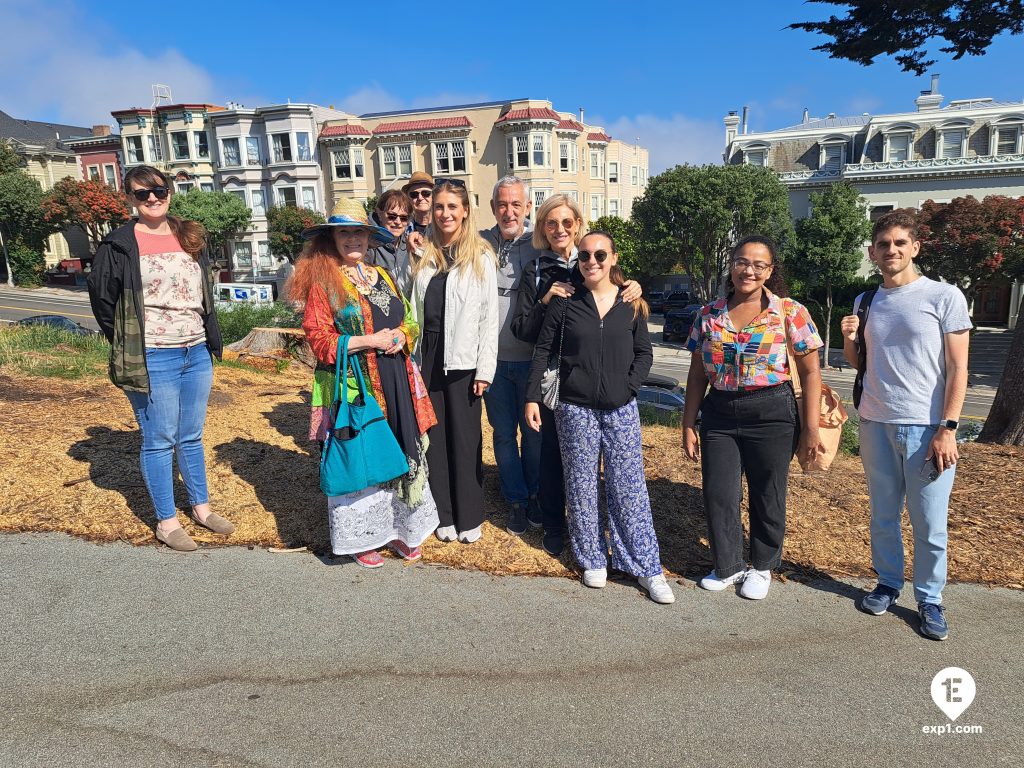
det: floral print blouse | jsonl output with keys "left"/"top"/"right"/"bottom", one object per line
{"left": 136, "top": 229, "right": 205, "bottom": 348}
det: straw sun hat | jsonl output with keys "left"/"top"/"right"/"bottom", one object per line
{"left": 300, "top": 198, "right": 395, "bottom": 246}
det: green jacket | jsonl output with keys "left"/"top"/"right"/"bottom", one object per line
{"left": 87, "top": 220, "right": 223, "bottom": 393}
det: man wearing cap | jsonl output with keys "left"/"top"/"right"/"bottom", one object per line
{"left": 402, "top": 171, "right": 434, "bottom": 235}
{"left": 480, "top": 175, "right": 543, "bottom": 535}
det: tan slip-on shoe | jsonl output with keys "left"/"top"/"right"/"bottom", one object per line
{"left": 155, "top": 527, "right": 198, "bottom": 552}
{"left": 190, "top": 512, "right": 235, "bottom": 535}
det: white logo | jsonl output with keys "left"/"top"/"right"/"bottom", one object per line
{"left": 931, "top": 667, "right": 976, "bottom": 722}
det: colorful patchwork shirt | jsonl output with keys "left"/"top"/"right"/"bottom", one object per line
{"left": 686, "top": 290, "right": 823, "bottom": 391}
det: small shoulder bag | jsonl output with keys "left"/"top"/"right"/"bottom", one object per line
{"left": 319, "top": 335, "right": 409, "bottom": 497}
{"left": 540, "top": 299, "right": 568, "bottom": 411}
{"left": 852, "top": 289, "right": 877, "bottom": 409}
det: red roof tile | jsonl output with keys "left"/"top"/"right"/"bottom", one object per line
{"left": 587, "top": 131, "right": 611, "bottom": 143}
{"left": 320, "top": 124, "right": 371, "bottom": 137}
{"left": 556, "top": 119, "right": 585, "bottom": 132}
{"left": 372, "top": 117, "right": 472, "bottom": 134}
{"left": 495, "top": 108, "right": 562, "bottom": 124}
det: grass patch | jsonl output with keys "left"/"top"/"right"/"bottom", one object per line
{"left": 840, "top": 414, "right": 860, "bottom": 456}
{"left": 0, "top": 326, "right": 110, "bottom": 379}
{"left": 638, "top": 403, "right": 682, "bottom": 428}
{"left": 215, "top": 302, "right": 302, "bottom": 345}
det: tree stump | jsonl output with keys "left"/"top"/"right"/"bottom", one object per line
{"left": 226, "top": 327, "right": 315, "bottom": 368}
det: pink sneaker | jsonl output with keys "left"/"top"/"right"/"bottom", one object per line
{"left": 389, "top": 540, "right": 422, "bottom": 561}
{"left": 351, "top": 550, "right": 385, "bottom": 568}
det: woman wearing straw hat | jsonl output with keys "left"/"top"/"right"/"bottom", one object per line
{"left": 288, "top": 198, "right": 439, "bottom": 568}
{"left": 410, "top": 179, "right": 499, "bottom": 544}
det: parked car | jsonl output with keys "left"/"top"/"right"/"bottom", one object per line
{"left": 647, "top": 291, "right": 665, "bottom": 314}
{"left": 643, "top": 373, "right": 681, "bottom": 391}
{"left": 15, "top": 315, "right": 96, "bottom": 336}
{"left": 662, "top": 303, "right": 702, "bottom": 343}
{"left": 638, "top": 385, "right": 686, "bottom": 415}
{"left": 662, "top": 291, "right": 693, "bottom": 311}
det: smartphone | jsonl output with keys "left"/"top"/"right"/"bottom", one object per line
{"left": 920, "top": 457, "right": 940, "bottom": 482}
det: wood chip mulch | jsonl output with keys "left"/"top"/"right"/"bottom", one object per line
{"left": 1, "top": 366, "right": 1021, "bottom": 589}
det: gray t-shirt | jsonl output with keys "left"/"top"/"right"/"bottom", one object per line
{"left": 855, "top": 276, "right": 972, "bottom": 424}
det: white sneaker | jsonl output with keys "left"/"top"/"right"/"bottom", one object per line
{"left": 458, "top": 525, "right": 481, "bottom": 544}
{"left": 435, "top": 525, "right": 457, "bottom": 542}
{"left": 739, "top": 568, "right": 772, "bottom": 600}
{"left": 582, "top": 568, "right": 607, "bottom": 588}
{"left": 699, "top": 569, "right": 746, "bottom": 591}
{"left": 638, "top": 573, "right": 675, "bottom": 604}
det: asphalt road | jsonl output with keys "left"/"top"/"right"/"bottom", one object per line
{"left": 0, "top": 286, "right": 99, "bottom": 330}
{"left": 0, "top": 534, "right": 1019, "bottom": 767}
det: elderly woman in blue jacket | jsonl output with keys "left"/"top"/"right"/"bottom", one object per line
{"left": 410, "top": 179, "right": 498, "bottom": 544}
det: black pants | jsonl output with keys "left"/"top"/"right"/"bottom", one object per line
{"left": 700, "top": 383, "right": 799, "bottom": 577}
{"left": 426, "top": 368, "right": 484, "bottom": 532}
{"left": 539, "top": 404, "right": 566, "bottom": 534}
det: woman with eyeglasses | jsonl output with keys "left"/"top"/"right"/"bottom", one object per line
{"left": 87, "top": 165, "right": 231, "bottom": 552}
{"left": 512, "top": 195, "right": 641, "bottom": 557}
{"left": 525, "top": 231, "right": 673, "bottom": 604}
{"left": 410, "top": 179, "right": 498, "bottom": 544}
{"left": 368, "top": 189, "right": 414, "bottom": 296}
{"left": 682, "top": 235, "right": 825, "bottom": 600}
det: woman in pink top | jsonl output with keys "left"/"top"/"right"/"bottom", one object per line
{"left": 88, "top": 165, "right": 230, "bottom": 552}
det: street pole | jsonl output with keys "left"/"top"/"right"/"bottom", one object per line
{"left": 0, "top": 227, "right": 13, "bottom": 287}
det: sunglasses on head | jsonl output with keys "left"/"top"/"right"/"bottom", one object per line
{"left": 578, "top": 250, "right": 609, "bottom": 264}
{"left": 408, "top": 189, "right": 432, "bottom": 200}
{"left": 131, "top": 187, "right": 169, "bottom": 202}
{"left": 433, "top": 177, "right": 467, "bottom": 190}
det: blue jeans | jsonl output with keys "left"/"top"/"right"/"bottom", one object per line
{"left": 483, "top": 360, "right": 540, "bottom": 506}
{"left": 126, "top": 345, "right": 213, "bottom": 521}
{"left": 859, "top": 420, "right": 955, "bottom": 605}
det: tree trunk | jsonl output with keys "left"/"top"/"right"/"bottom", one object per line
{"left": 823, "top": 282, "right": 834, "bottom": 370}
{"left": 226, "top": 327, "right": 315, "bottom": 368}
{"left": 978, "top": 316, "right": 1024, "bottom": 445}
{"left": 0, "top": 228, "right": 13, "bottom": 287}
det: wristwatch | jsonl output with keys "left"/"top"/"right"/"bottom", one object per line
{"left": 940, "top": 419, "right": 958, "bottom": 430}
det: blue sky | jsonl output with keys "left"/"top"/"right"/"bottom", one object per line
{"left": 2, "top": 0, "right": 1021, "bottom": 171}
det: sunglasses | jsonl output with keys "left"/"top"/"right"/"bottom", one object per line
{"left": 578, "top": 250, "right": 610, "bottom": 264}
{"left": 433, "top": 177, "right": 467, "bottom": 189}
{"left": 408, "top": 189, "right": 432, "bottom": 200}
{"left": 544, "top": 218, "right": 577, "bottom": 232}
{"left": 131, "top": 187, "right": 169, "bottom": 202}
{"left": 383, "top": 212, "right": 410, "bottom": 223}
{"left": 731, "top": 259, "right": 772, "bottom": 275}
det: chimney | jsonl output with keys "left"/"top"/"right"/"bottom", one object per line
{"left": 724, "top": 111, "right": 741, "bottom": 148}
{"left": 915, "top": 73, "right": 944, "bottom": 111}
{"left": 579, "top": 107, "right": 585, "bottom": 123}
{"left": 741, "top": 106, "right": 749, "bottom": 135}
{"left": 802, "top": 108, "right": 809, "bottom": 124}
{"left": 92, "top": 124, "right": 111, "bottom": 137}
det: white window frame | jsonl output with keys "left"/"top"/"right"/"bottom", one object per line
{"left": 176, "top": 181, "right": 194, "bottom": 194}
{"left": 193, "top": 131, "right": 210, "bottom": 158}
{"left": 221, "top": 137, "right": 241, "bottom": 167}
{"left": 590, "top": 194, "right": 603, "bottom": 221}
{"left": 251, "top": 188, "right": 267, "bottom": 217}
{"left": 147, "top": 134, "right": 163, "bottom": 162}
{"left": 991, "top": 124, "right": 1022, "bottom": 156}
{"left": 432, "top": 139, "right": 468, "bottom": 175}
{"left": 937, "top": 128, "right": 966, "bottom": 159}
{"left": 171, "top": 131, "right": 190, "bottom": 161}
{"left": 301, "top": 185, "right": 316, "bottom": 211}
{"left": 271, "top": 133, "right": 293, "bottom": 163}
{"left": 86, "top": 164, "right": 101, "bottom": 181}
{"left": 743, "top": 148, "right": 767, "bottom": 166}
{"left": 884, "top": 133, "right": 913, "bottom": 162}
{"left": 227, "top": 189, "right": 246, "bottom": 206}
{"left": 631, "top": 165, "right": 638, "bottom": 185}
{"left": 379, "top": 142, "right": 413, "bottom": 178}
{"left": 819, "top": 141, "right": 845, "bottom": 171}
{"left": 233, "top": 240, "right": 253, "bottom": 268}
{"left": 590, "top": 149, "right": 605, "bottom": 179}
{"left": 125, "top": 135, "right": 144, "bottom": 164}
{"left": 559, "top": 140, "right": 571, "bottom": 172}
{"left": 608, "top": 198, "right": 620, "bottom": 217}
{"left": 868, "top": 202, "right": 898, "bottom": 222}
{"left": 257, "top": 240, "right": 272, "bottom": 270}
{"left": 199, "top": 182, "right": 214, "bottom": 192}
{"left": 564, "top": 190, "right": 579, "bottom": 202}
{"left": 531, "top": 134, "right": 550, "bottom": 168}
{"left": 608, "top": 161, "right": 619, "bottom": 183}
{"left": 275, "top": 185, "right": 297, "bottom": 207}
{"left": 103, "top": 164, "right": 117, "bottom": 188}
{"left": 532, "top": 188, "right": 551, "bottom": 210}
{"left": 296, "top": 132, "right": 312, "bottom": 162}
{"left": 245, "top": 137, "right": 261, "bottom": 166}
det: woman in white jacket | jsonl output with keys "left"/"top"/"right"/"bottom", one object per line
{"left": 411, "top": 179, "right": 498, "bottom": 543}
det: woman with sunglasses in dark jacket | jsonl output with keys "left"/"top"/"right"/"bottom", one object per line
{"left": 87, "top": 165, "right": 230, "bottom": 552}
{"left": 525, "top": 231, "right": 674, "bottom": 605}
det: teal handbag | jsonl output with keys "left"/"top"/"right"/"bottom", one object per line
{"left": 319, "top": 335, "right": 410, "bottom": 497}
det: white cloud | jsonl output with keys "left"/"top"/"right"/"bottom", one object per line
{"left": 0, "top": 0, "right": 217, "bottom": 127}
{"left": 598, "top": 113, "right": 724, "bottom": 173}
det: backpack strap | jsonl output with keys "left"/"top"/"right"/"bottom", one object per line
{"left": 852, "top": 289, "right": 877, "bottom": 409}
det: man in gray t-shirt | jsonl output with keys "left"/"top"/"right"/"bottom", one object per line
{"left": 841, "top": 210, "right": 971, "bottom": 642}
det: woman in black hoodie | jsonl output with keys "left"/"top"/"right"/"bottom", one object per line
{"left": 525, "top": 231, "right": 674, "bottom": 605}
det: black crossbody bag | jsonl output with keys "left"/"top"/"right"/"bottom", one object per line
{"left": 852, "top": 289, "right": 877, "bottom": 409}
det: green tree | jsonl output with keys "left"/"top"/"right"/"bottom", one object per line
{"left": 363, "top": 195, "right": 379, "bottom": 217}
{"left": 168, "top": 189, "right": 252, "bottom": 262}
{"left": 789, "top": 0, "right": 1024, "bottom": 75}
{"left": 0, "top": 171, "right": 60, "bottom": 286}
{"left": 631, "top": 164, "right": 794, "bottom": 303}
{"left": 793, "top": 181, "right": 873, "bottom": 365}
{"left": 41, "top": 177, "right": 130, "bottom": 254}
{"left": 590, "top": 215, "right": 642, "bottom": 278}
{"left": 0, "top": 140, "right": 25, "bottom": 174}
{"left": 267, "top": 205, "right": 326, "bottom": 263}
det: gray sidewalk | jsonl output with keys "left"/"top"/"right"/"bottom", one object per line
{"left": 0, "top": 534, "right": 1019, "bottom": 767}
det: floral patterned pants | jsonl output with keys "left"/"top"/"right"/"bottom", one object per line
{"left": 554, "top": 399, "right": 663, "bottom": 578}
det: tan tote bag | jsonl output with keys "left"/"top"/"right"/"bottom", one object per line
{"left": 786, "top": 305, "right": 848, "bottom": 472}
